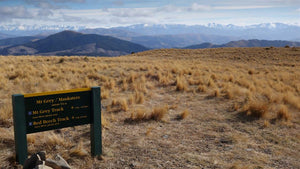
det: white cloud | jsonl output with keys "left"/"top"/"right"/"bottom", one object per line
{"left": 105, "top": 8, "right": 154, "bottom": 17}
{"left": 0, "top": 6, "right": 33, "bottom": 22}
{"left": 213, "top": 0, "right": 300, "bottom": 6}
{"left": 0, "top": 1, "right": 299, "bottom": 28}
{"left": 53, "top": 0, "right": 85, "bottom": 2}
{"left": 188, "top": 3, "right": 211, "bottom": 11}
{"left": 214, "top": 5, "right": 274, "bottom": 10}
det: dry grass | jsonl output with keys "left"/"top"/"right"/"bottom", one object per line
{"left": 44, "top": 132, "right": 71, "bottom": 148}
{"left": 70, "top": 140, "right": 88, "bottom": 157}
{"left": 127, "top": 105, "right": 168, "bottom": 122}
{"left": 149, "top": 105, "right": 169, "bottom": 121}
{"left": 134, "top": 91, "right": 145, "bottom": 104}
{"left": 177, "top": 109, "right": 190, "bottom": 120}
{"left": 101, "top": 88, "right": 109, "bottom": 99}
{"left": 0, "top": 47, "right": 300, "bottom": 168}
{"left": 129, "top": 108, "right": 148, "bottom": 122}
{"left": 244, "top": 101, "right": 269, "bottom": 118}
{"left": 176, "top": 76, "right": 188, "bottom": 91}
{"left": 276, "top": 105, "right": 291, "bottom": 121}
{"left": 197, "top": 84, "right": 207, "bottom": 92}
{"left": 111, "top": 98, "right": 128, "bottom": 112}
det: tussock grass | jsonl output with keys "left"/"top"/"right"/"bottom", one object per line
{"left": 197, "top": 84, "right": 207, "bottom": 92}
{"left": 263, "top": 120, "right": 270, "bottom": 128}
{"left": 102, "top": 114, "right": 109, "bottom": 128}
{"left": 211, "top": 88, "right": 220, "bottom": 97}
{"left": 158, "top": 71, "right": 172, "bottom": 86}
{"left": 177, "top": 109, "right": 190, "bottom": 120}
{"left": 126, "top": 105, "right": 169, "bottom": 122}
{"left": 104, "top": 79, "right": 115, "bottom": 90}
{"left": 101, "top": 88, "right": 109, "bottom": 99}
{"left": 224, "top": 86, "right": 249, "bottom": 99}
{"left": 244, "top": 101, "right": 269, "bottom": 118}
{"left": 276, "top": 105, "right": 291, "bottom": 121}
{"left": 0, "top": 48, "right": 300, "bottom": 168}
{"left": 146, "top": 127, "right": 154, "bottom": 136}
{"left": 70, "top": 140, "right": 88, "bottom": 157}
{"left": 0, "top": 105, "right": 12, "bottom": 126}
{"left": 149, "top": 105, "right": 169, "bottom": 121}
{"left": 119, "top": 98, "right": 129, "bottom": 112}
{"left": 129, "top": 108, "right": 148, "bottom": 122}
{"left": 134, "top": 91, "right": 145, "bottom": 104}
{"left": 44, "top": 132, "right": 71, "bottom": 148}
{"left": 110, "top": 98, "right": 128, "bottom": 112}
{"left": 283, "top": 92, "right": 300, "bottom": 110}
{"left": 176, "top": 76, "right": 188, "bottom": 91}
{"left": 121, "top": 78, "right": 128, "bottom": 91}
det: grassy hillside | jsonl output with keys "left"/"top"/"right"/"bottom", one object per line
{"left": 184, "top": 39, "right": 300, "bottom": 49}
{"left": 0, "top": 31, "right": 148, "bottom": 56}
{"left": 0, "top": 47, "right": 299, "bottom": 168}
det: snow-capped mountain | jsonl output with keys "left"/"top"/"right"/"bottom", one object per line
{"left": 0, "top": 23, "right": 299, "bottom": 47}
{"left": 0, "top": 24, "right": 86, "bottom": 37}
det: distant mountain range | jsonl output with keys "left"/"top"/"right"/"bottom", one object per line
{"left": 80, "top": 23, "right": 300, "bottom": 48}
{"left": 184, "top": 39, "right": 300, "bottom": 49}
{"left": 0, "top": 31, "right": 148, "bottom": 56}
{"left": 0, "top": 32, "right": 14, "bottom": 40}
{"left": 1, "top": 23, "right": 300, "bottom": 49}
{"left": 0, "top": 36, "right": 43, "bottom": 46}
{"left": 0, "top": 25, "right": 84, "bottom": 37}
{"left": 0, "top": 29, "right": 299, "bottom": 57}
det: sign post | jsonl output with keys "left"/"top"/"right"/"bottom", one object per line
{"left": 12, "top": 94, "right": 27, "bottom": 165}
{"left": 12, "top": 87, "right": 102, "bottom": 165}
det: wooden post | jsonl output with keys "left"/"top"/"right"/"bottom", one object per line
{"left": 12, "top": 94, "right": 28, "bottom": 165}
{"left": 90, "top": 87, "right": 102, "bottom": 156}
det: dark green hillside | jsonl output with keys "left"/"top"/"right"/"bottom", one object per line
{"left": 0, "top": 30, "right": 148, "bottom": 56}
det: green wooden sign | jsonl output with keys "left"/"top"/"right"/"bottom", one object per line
{"left": 12, "top": 87, "right": 102, "bottom": 165}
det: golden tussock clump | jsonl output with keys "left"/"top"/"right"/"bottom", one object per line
{"left": 158, "top": 71, "right": 172, "bottom": 86}
{"left": 129, "top": 108, "right": 148, "bottom": 122}
{"left": 244, "top": 101, "right": 269, "bottom": 118}
{"left": 104, "top": 79, "right": 116, "bottom": 90}
{"left": 128, "top": 95, "right": 134, "bottom": 105}
{"left": 224, "top": 86, "right": 249, "bottom": 100}
{"left": 70, "top": 140, "right": 88, "bottom": 157}
{"left": 101, "top": 114, "right": 109, "bottom": 128}
{"left": 0, "top": 105, "right": 12, "bottom": 126}
{"left": 283, "top": 92, "right": 300, "bottom": 110}
{"left": 276, "top": 105, "right": 291, "bottom": 121}
{"left": 146, "top": 127, "right": 154, "bottom": 136}
{"left": 134, "top": 91, "right": 145, "bottom": 104}
{"left": 149, "top": 105, "right": 169, "bottom": 121}
{"left": 111, "top": 98, "right": 128, "bottom": 112}
{"left": 127, "top": 105, "right": 169, "bottom": 122}
{"left": 197, "top": 84, "right": 207, "bottom": 92}
{"left": 101, "top": 88, "right": 109, "bottom": 99}
{"left": 118, "top": 98, "right": 129, "bottom": 112}
{"left": 44, "top": 132, "right": 71, "bottom": 148}
{"left": 111, "top": 98, "right": 118, "bottom": 107}
{"left": 127, "top": 72, "right": 137, "bottom": 83}
{"left": 211, "top": 88, "right": 220, "bottom": 97}
{"left": 131, "top": 77, "right": 148, "bottom": 93}
{"left": 177, "top": 109, "right": 190, "bottom": 120}
{"left": 176, "top": 76, "right": 188, "bottom": 91}
{"left": 121, "top": 78, "right": 128, "bottom": 91}
{"left": 263, "top": 120, "right": 270, "bottom": 128}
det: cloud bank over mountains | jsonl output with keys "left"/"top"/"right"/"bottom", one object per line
{"left": 0, "top": 0, "right": 299, "bottom": 28}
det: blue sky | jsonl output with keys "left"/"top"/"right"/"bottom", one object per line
{"left": 0, "top": 0, "right": 299, "bottom": 28}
